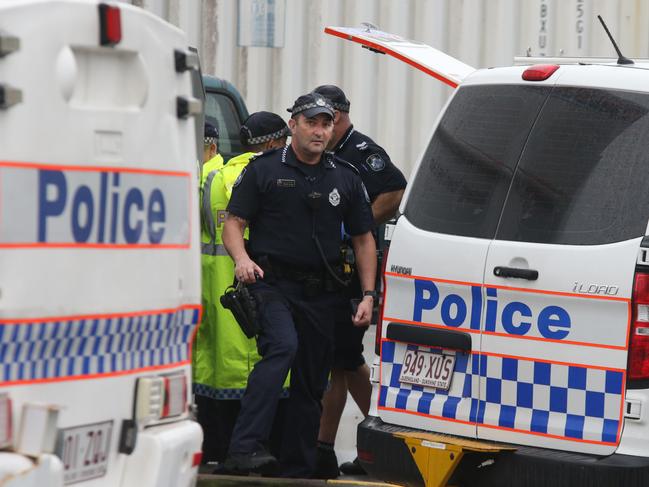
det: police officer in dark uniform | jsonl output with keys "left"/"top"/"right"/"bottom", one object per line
{"left": 221, "top": 93, "right": 377, "bottom": 478}
{"left": 312, "top": 85, "right": 407, "bottom": 478}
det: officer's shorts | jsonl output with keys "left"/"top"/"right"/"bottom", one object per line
{"left": 333, "top": 299, "right": 367, "bottom": 371}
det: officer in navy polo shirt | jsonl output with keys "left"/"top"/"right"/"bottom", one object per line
{"left": 220, "top": 92, "right": 377, "bottom": 478}
{"left": 311, "top": 84, "right": 407, "bottom": 478}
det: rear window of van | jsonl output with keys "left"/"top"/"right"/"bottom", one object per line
{"left": 406, "top": 84, "right": 649, "bottom": 245}
{"left": 497, "top": 87, "right": 649, "bottom": 245}
{"left": 404, "top": 85, "right": 549, "bottom": 239}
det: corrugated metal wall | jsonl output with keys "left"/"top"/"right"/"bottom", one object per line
{"left": 127, "top": 0, "right": 649, "bottom": 178}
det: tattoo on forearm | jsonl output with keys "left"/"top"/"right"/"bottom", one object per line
{"left": 226, "top": 214, "right": 248, "bottom": 225}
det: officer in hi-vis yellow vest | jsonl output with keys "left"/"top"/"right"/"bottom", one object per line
{"left": 193, "top": 112, "right": 290, "bottom": 463}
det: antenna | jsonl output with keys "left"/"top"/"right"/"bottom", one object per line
{"left": 597, "top": 15, "right": 634, "bottom": 65}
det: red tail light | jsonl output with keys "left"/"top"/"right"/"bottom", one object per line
{"left": 192, "top": 451, "right": 203, "bottom": 467}
{"left": 375, "top": 247, "right": 389, "bottom": 355}
{"left": 99, "top": 4, "right": 122, "bottom": 46}
{"left": 628, "top": 272, "right": 649, "bottom": 381}
{"left": 162, "top": 374, "right": 187, "bottom": 418}
{"left": 522, "top": 64, "right": 559, "bottom": 81}
{"left": 358, "top": 448, "right": 374, "bottom": 464}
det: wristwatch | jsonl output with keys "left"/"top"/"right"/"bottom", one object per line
{"left": 362, "top": 290, "right": 377, "bottom": 299}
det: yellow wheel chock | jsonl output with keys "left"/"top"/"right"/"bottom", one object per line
{"left": 395, "top": 432, "right": 515, "bottom": 487}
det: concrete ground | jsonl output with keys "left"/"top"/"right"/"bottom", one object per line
{"left": 197, "top": 326, "right": 386, "bottom": 486}
{"left": 333, "top": 325, "right": 376, "bottom": 466}
{"left": 197, "top": 475, "right": 387, "bottom": 486}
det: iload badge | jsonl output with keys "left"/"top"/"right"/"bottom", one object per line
{"left": 329, "top": 188, "right": 341, "bottom": 207}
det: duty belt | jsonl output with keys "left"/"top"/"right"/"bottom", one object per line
{"left": 261, "top": 256, "right": 342, "bottom": 291}
{"left": 265, "top": 258, "right": 327, "bottom": 281}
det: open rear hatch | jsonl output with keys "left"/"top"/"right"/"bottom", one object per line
{"left": 324, "top": 25, "right": 475, "bottom": 88}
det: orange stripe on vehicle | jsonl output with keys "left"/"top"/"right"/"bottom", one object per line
{"left": 625, "top": 301, "right": 633, "bottom": 348}
{"left": 478, "top": 350, "right": 626, "bottom": 373}
{"left": 481, "top": 329, "right": 627, "bottom": 351}
{"left": 477, "top": 422, "right": 618, "bottom": 446}
{"left": 379, "top": 405, "right": 475, "bottom": 427}
{"left": 0, "top": 242, "right": 190, "bottom": 249}
{"left": 0, "top": 160, "right": 190, "bottom": 177}
{"left": 385, "top": 272, "right": 476, "bottom": 288}
{"left": 0, "top": 304, "right": 202, "bottom": 325}
{"left": 188, "top": 305, "right": 204, "bottom": 358}
{"left": 378, "top": 406, "right": 618, "bottom": 447}
{"left": 383, "top": 316, "right": 627, "bottom": 351}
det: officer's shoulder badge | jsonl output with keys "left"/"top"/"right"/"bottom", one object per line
{"left": 366, "top": 153, "right": 385, "bottom": 172}
{"left": 233, "top": 167, "right": 246, "bottom": 188}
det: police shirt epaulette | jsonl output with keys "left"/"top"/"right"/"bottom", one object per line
{"left": 248, "top": 147, "right": 280, "bottom": 162}
{"left": 332, "top": 155, "right": 360, "bottom": 175}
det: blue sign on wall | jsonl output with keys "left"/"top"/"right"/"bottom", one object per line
{"left": 238, "top": 0, "right": 286, "bottom": 48}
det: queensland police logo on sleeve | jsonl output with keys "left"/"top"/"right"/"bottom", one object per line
{"left": 233, "top": 167, "right": 246, "bottom": 188}
{"left": 329, "top": 188, "right": 341, "bottom": 207}
{"left": 366, "top": 154, "right": 385, "bottom": 172}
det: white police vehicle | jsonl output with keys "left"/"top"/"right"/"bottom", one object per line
{"left": 0, "top": 2, "right": 204, "bottom": 486}
{"left": 327, "top": 25, "right": 649, "bottom": 486}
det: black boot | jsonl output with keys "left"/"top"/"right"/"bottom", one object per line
{"left": 339, "top": 456, "right": 367, "bottom": 475}
{"left": 220, "top": 449, "right": 279, "bottom": 476}
{"left": 312, "top": 442, "right": 339, "bottom": 479}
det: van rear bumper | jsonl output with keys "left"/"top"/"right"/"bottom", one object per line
{"left": 358, "top": 415, "right": 649, "bottom": 487}
{"left": 121, "top": 419, "right": 202, "bottom": 487}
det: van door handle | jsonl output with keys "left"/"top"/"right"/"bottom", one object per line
{"left": 493, "top": 266, "right": 538, "bottom": 280}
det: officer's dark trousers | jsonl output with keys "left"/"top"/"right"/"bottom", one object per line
{"left": 228, "top": 278, "right": 336, "bottom": 478}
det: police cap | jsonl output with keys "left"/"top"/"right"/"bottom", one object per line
{"left": 312, "top": 85, "right": 350, "bottom": 112}
{"left": 204, "top": 121, "right": 219, "bottom": 144}
{"left": 287, "top": 93, "right": 334, "bottom": 119}
{"left": 239, "top": 111, "right": 290, "bottom": 146}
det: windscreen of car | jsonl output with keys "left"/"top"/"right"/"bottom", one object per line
{"left": 497, "top": 87, "right": 649, "bottom": 245}
{"left": 205, "top": 91, "right": 244, "bottom": 161}
{"left": 404, "top": 84, "right": 551, "bottom": 238}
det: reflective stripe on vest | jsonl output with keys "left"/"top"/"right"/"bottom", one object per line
{"left": 201, "top": 168, "right": 221, "bottom": 246}
{"left": 201, "top": 242, "right": 229, "bottom": 256}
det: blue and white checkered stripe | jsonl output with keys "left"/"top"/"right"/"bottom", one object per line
{"left": 380, "top": 342, "right": 479, "bottom": 424}
{"left": 0, "top": 306, "right": 200, "bottom": 383}
{"left": 379, "top": 340, "right": 624, "bottom": 444}
{"left": 480, "top": 354, "right": 622, "bottom": 443}
{"left": 193, "top": 383, "right": 290, "bottom": 400}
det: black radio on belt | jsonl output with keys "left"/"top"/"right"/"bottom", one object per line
{"left": 220, "top": 282, "right": 259, "bottom": 339}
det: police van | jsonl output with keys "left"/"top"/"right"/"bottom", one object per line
{"left": 327, "top": 26, "right": 649, "bottom": 486}
{"left": 1, "top": 2, "right": 204, "bottom": 485}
